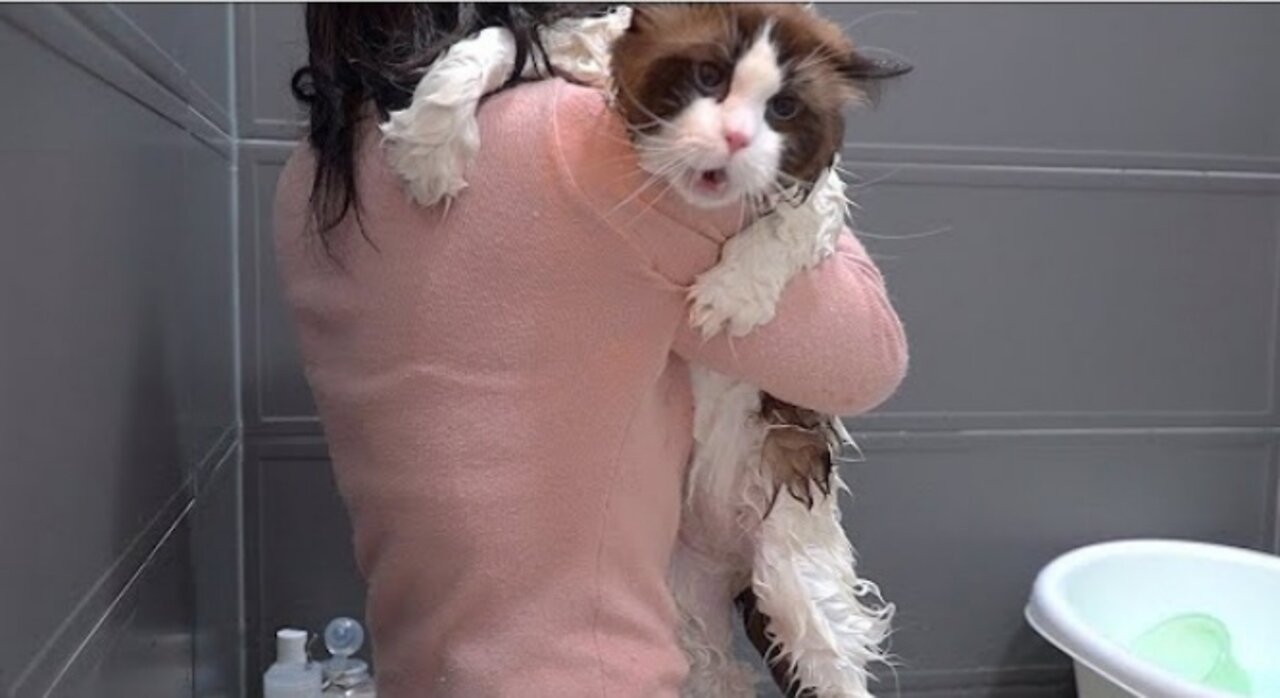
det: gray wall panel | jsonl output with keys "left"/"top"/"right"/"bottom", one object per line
{"left": 2, "top": 20, "right": 193, "bottom": 686}
{"left": 193, "top": 450, "right": 244, "bottom": 698}
{"left": 178, "top": 136, "right": 238, "bottom": 462}
{"left": 850, "top": 171, "right": 1280, "bottom": 430}
{"left": 0, "top": 6, "right": 239, "bottom": 697}
{"left": 823, "top": 4, "right": 1280, "bottom": 170}
{"left": 50, "top": 509, "right": 196, "bottom": 698}
{"left": 245, "top": 444, "right": 367, "bottom": 686}
{"left": 116, "top": 3, "right": 231, "bottom": 117}
{"left": 844, "top": 433, "right": 1274, "bottom": 689}
{"left": 235, "top": 3, "right": 305, "bottom": 140}
{"left": 242, "top": 146, "right": 317, "bottom": 429}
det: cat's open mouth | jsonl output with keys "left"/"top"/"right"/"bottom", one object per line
{"left": 695, "top": 168, "right": 729, "bottom": 194}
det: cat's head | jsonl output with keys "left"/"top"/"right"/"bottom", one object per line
{"left": 611, "top": 4, "right": 909, "bottom": 209}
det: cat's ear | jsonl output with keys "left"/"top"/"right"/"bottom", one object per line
{"left": 840, "top": 50, "right": 913, "bottom": 82}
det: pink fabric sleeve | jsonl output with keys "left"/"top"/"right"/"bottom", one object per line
{"left": 672, "top": 231, "right": 909, "bottom": 416}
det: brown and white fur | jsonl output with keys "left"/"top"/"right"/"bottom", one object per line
{"left": 380, "top": 5, "right": 907, "bottom": 696}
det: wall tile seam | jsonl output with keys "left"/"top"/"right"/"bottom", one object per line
{"left": 37, "top": 496, "right": 197, "bottom": 698}
{"left": 63, "top": 3, "right": 232, "bottom": 135}
{"left": 0, "top": 5, "right": 232, "bottom": 161}
{"left": 233, "top": 5, "right": 304, "bottom": 144}
{"left": 8, "top": 428, "right": 239, "bottom": 698}
{"left": 845, "top": 143, "right": 1280, "bottom": 177}
{"left": 1266, "top": 444, "right": 1280, "bottom": 554}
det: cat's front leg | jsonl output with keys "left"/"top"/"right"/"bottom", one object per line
{"left": 689, "top": 169, "right": 849, "bottom": 339}
{"left": 689, "top": 215, "right": 809, "bottom": 339}
{"left": 381, "top": 27, "right": 518, "bottom": 207}
{"left": 381, "top": 11, "right": 631, "bottom": 208}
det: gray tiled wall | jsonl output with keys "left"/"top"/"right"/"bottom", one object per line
{"left": 234, "top": 3, "right": 305, "bottom": 142}
{"left": 0, "top": 5, "right": 241, "bottom": 697}
{"left": 235, "top": 4, "right": 1280, "bottom": 697}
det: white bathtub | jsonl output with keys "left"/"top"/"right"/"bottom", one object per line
{"left": 1025, "top": 539, "right": 1280, "bottom": 698}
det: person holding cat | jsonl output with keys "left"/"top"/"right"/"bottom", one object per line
{"left": 274, "top": 4, "right": 909, "bottom": 697}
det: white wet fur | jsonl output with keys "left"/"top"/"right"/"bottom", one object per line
{"left": 380, "top": 8, "right": 633, "bottom": 207}
{"left": 381, "top": 13, "right": 892, "bottom": 698}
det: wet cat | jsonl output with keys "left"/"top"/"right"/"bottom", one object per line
{"left": 380, "top": 5, "right": 910, "bottom": 696}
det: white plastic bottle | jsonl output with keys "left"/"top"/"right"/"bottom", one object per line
{"left": 264, "top": 628, "right": 323, "bottom": 698}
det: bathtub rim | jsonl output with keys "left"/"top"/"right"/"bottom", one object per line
{"left": 1024, "top": 538, "right": 1280, "bottom": 698}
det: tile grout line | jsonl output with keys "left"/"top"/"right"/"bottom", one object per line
{"left": 40, "top": 497, "right": 197, "bottom": 698}
{"left": 226, "top": 5, "right": 249, "bottom": 697}
{"left": 11, "top": 432, "right": 237, "bottom": 697}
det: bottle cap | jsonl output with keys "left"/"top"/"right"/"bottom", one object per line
{"left": 323, "top": 617, "right": 369, "bottom": 684}
{"left": 276, "top": 628, "right": 309, "bottom": 665}
{"left": 324, "top": 617, "right": 364, "bottom": 659}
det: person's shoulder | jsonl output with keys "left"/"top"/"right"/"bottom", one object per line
{"left": 487, "top": 77, "right": 607, "bottom": 113}
{"left": 478, "top": 78, "right": 611, "bottom": 145}
{"left": 548, "top": 79, "right": 611, "bottom": 122}
{"left": 534, "top": 79, "right": 631, "bottom": 192}
{"left": 474, "top": 78, "right": 634, "bottom": 220}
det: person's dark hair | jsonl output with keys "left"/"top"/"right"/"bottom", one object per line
{"left": 290, "top": 3, "right": 610, "bottom": 249}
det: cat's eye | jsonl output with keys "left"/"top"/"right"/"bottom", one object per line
{"left": 767, "top": 95, "right": 801, "bottom": 121}
{"left": 693, "top": 62, "right": 727, "bottom": 93}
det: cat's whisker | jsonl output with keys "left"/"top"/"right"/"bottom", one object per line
{"left": 774, "top": 171, "right": 806, "bottom": 186}
{"left": 597, "top": 164, "right": 671, "bottom": 188}
{"left": 585, "top": 118, "right": 693, "bottom": 157}
{"left": 834, "top": 162, "right": 902, "bottom": 193}
{"left": 747, "top": 195, "right": 768, "bottom": 220}
{"left": 734, "top": 197, "right": 750, "bottom": 234}
{"left": 854, "top": 224, "right": 953, "bottom": 241}
{"left": 603, "top": 154, "right": 693, "bottom": 218}
{"left": 831, "top": 162, "right": 862, "bottom": 179}
{"left": 625, "top": 119, "right": 672, "bottom": 134}
{"left": 604, "top": 168, "right": 678, "bottom": 218}
{"left": 590, "top": 128, "right": 658, "bottom": 150}
{"left": 580, "top": 139, "right": 691, "bottom": 181}
{"left": 632, "top": 139, "right": 693, "bottom": 160}
{"left": 615, "top": 174, "right": 681, "bottom": 233}
{"left": 773, "top": 172, "right": 816, "bottom": 199}
{"left": 746, "top": 188, "right": 779, "bottom": 219}
{"left": 829, "top": 161, "right": 860, "bottom": 178}
{"left": 590, "top": 144, "right": 684, "bottom": 170}
{"left": 764, "top": 177, "right": 814, "bottom": 210}
{"left": 763, "top": 183, "right": 794, "bottom": 209}
{"left": 837, "top": 8, "right": 920, "bottom": 35}
{"left": 787, "top": 47, "right": 829, "bottom": 77}
{"left": 844, "top": 166, "right": 903, "bottom": 191}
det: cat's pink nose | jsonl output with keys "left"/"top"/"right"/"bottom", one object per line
{"left": 724, "top": 130, "right": 751, "bottom": 154}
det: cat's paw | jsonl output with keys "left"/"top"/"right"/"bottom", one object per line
{"left": 689, "top": 218, "right": 798, "bottom": 338}
{"left": 689, "top": 262, "right": 780, "bottom": 339}
{"left": 381, "top": 101, "right": 479, "bottom": 207}
{"left": 380, "top": 27, "right": 517, "bottom": 207}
